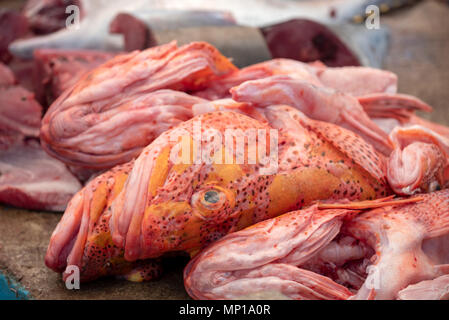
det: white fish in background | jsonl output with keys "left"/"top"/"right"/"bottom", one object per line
{"left": 10, "top": 0, "right": 413, "bottom": 59}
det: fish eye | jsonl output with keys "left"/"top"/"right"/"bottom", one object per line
{"left": 429, "top": 182, "right": 441, "bottom": 192}
{"left": 204, "top": 190, "right": 220, "bottom": 204}
{"left": 199, "top": 188, "right": 226, "bottom": 210}
{"left": 191, "top": 186, "right": 234, "bottom": 216}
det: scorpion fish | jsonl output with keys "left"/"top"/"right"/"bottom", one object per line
{"left": 184, "top": 189, "right": 449, "bottom": 300}
{"left": 45, "top": 104, "right": 394, "bottom": 282}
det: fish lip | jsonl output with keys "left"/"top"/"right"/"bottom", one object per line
{"left": 44, "top": 189, "right": 86, "bottom": 275}
{"left": 45, "top": 228, "right": 78, "bottom": 273}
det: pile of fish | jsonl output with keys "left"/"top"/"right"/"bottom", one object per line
{"left": 29, "top": 41, "right": 447, "bottom": 300}
{"left": 0, "top": 0, "right": 448, "bottom": 301}
{"left": 0, "top": 0, "right": 401, "bottom": 212}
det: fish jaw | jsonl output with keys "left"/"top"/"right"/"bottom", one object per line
{"left": 45, "top": 161, "right": 132, "bottom": 279}
{"left": 387, "top": 143, "right": 445, "bottom": 195}
{"left": 184, "top": 190, "right": 449, "bottom": 300}
{"left": 45, "top": 156, "right": 163, "bottom": 283}
{"left": 347, "top": 213, "right": 435, "bottom": 300}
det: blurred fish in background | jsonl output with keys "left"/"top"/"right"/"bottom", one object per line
{"left": 2, "top": 0, "right": 424, "bottom": 69}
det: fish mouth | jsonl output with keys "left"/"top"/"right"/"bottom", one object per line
{"left": 300, "top": 232, "right": 376, "bottom": 293}
{"left": 302, "top": 203, "right": 449, "bottom": 299}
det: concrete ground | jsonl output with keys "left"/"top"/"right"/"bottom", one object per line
{"left": 0, "top": 0, "right": 448, "bottom": 299}
{"left": 383, "top": 0, "right": 449, "bottom": 125}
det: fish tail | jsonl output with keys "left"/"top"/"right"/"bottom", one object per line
{"left": 417, "top": 190, "right": 449, "bottom": 238}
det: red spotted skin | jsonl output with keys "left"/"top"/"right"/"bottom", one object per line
{"left": 46, "top": 109, "right": 391, "bottom": 282}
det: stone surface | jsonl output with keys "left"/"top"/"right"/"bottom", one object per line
{"left": 0, "top": 206, "right": 190, "bottom": 299}
{"left": 0, "top": 0, "right": 448, "bottom": 300}
{"left": 382, "top": 0, "right": 449, "bottom": 125}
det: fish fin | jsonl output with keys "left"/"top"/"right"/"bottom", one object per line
{"left": 338, "top": 109, "right": 394, "bottom": 156}
{"left": 306, "top": 119, "right": 388, "bottom": 182}
{"left": 358, "top": 93, "right": 432, "bottom": 123}
{"left": 400, "top": 190, "right": 449, "bottom": 238}
{"left": 232, "top": 75, "right": 393, "bottom": 155}
{"left": 408, "top": 115, "right": 449, "bottom": 138}
{"left": 317, "top": 196, "right": 423, "bottom": 210}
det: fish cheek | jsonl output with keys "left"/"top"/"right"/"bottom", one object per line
{"left": 234, "top": 207, "right": 257, "bottom": 230}
{"left": 266, "top": 168, "right": 340, "bottom": 217}
{"left": 141, "top": 201, "right": 202, "bottom": 255}
{"left": 81, "top": 214, "right": 130, "bottom": 281}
